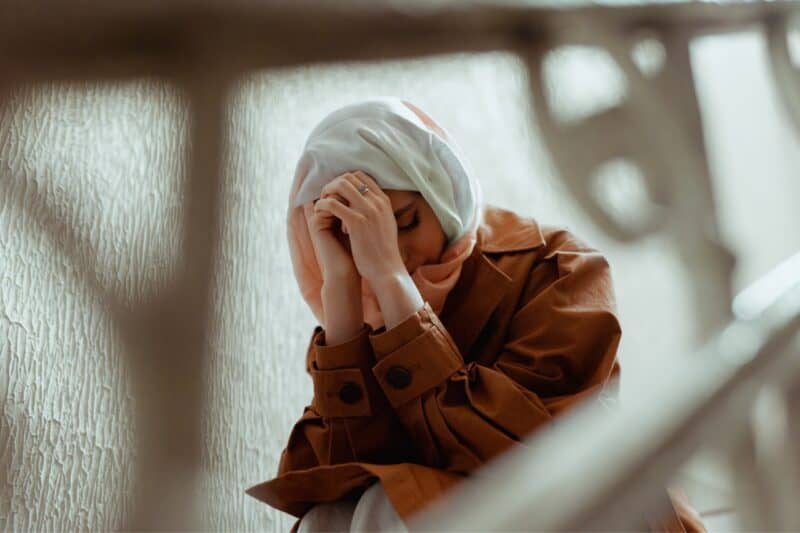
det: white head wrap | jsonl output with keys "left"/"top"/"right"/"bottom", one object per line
{"left": 287, "top": 97, "right": 484, "bottom": 329}
{"left": 290, "top": 97, "right": 479, "bottom": 245}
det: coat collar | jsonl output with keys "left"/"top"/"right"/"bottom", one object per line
{"left": 440, "top": 205, "right": 546, "bottom": 358}
{"left": 477, "top": 204, "right": 546, "bottom": 254}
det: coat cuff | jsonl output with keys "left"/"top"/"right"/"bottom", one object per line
{"left": 309, "top": 324, "right": 387, "bottom": 418}
{"left": 368, "top": 302, "right": 464, "bottom": 408}
{"left": 313, "top": 323, "right": 373, "bottom": 370}
{"left": 369, "top": 304, "right": 429, "bottom": 360}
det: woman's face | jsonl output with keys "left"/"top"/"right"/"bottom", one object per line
{"left": 383, "top": 189, "right": 448, "bottom": 273}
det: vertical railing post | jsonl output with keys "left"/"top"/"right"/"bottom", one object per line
{"left": 767, "top": 14, "right": 800, "bottom": 138}
{"left": 0, "top": 3, "right": 798, "bottom": 531}
{"left": 523, "top": 19, "right": 736, "bottom": 344}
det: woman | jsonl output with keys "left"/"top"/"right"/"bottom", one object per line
{"left": 246, "top": 98, "right": 705, "bottom": 532}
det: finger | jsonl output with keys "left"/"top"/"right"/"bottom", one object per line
{"left": 307, "top": 200, "right": 332, "bottom": 221}
{"left": 320, "top": 179, "right": 352, "bottom": 205}
{"left": 306, "top": 201, "right": 341, "bottom": 236}
{"left": 315, "top": 197, "right": 364, "bottom": 227}
{"left": 350, "top": 171, "right": 384, "bottom": 199}
{"left": 322, "top": 174, "right": 372, "bottom": 214}
{"left": 320, "top": 189, "right": 348, "bottom": 205}
{"left": 340, "top": 172, "right": 372, "bottom": 196}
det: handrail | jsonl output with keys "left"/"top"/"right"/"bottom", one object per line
{"left": 410, "top": 259, "right": 800, "bottom": 531}
{"left": 0, "top": 1, "right": 797, "bottom": 82}
{"left": 2, "top": 0, "right": 799, "bottom": 530}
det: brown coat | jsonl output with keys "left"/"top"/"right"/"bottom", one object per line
{"left": 246, "top": 205, "right": 704, "bottom": 532}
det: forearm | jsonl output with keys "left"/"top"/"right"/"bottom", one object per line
{"left": 321, "top": 276, "right": 364, "bottom": 345}
{"left": 289, "top": 275, "right": 418, "bottom": 467}
{"left": 370, "top": 271, "right": 425, "bottom": 330}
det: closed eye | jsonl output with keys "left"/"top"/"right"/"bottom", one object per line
{"left": 399, "top": 212, "right": 420, "bottom": 232}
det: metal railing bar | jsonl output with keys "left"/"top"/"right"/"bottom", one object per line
{"left": 734, "top": 250, "right": 800, "bottom": 320}
{"left": 410, "top": 264, "right": 800, "bottom": 531}
{"left": 0, "top": 1, "right": 797, "bottom": 83}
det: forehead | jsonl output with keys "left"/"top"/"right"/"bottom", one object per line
{"left": 383, "top": 189, "right": 418, "bottom": 208}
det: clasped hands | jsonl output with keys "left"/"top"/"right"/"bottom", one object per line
{"left": 305, "top": 170, "right": 406, "bottom": 286}
{"left": 303, "top": 171, "right": 424, "bottom": 332}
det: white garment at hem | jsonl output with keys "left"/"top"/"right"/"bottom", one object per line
{"left": 297, "top": 481, "right": 408, "bottom": 532}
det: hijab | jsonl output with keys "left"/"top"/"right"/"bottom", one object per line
{"left": 287, "top": 97, "right": 483, "bottom": 331}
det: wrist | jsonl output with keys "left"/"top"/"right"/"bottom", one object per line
{"left": 321, "top": 278, "right": 364, "bottom": 346}
{"left": 367, "top": 269, "right": 410, "bottom": 293}
{"left": 368, "top": 271, "right": 425, "bottom": 330}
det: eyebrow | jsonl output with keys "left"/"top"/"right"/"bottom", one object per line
{"left": 393, "top": 201, "right": 416, "bottom": 218}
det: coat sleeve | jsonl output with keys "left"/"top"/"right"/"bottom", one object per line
{"left": 274, "top": 323, "right": 415, "bottom": 475}
{"left": 364, "top": 229, "right": 704, "bottom": 532}
{"left": 365, "top": 229, "right": 622, "bottom": 474}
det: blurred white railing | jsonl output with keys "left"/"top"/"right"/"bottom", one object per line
{"left": 411, "top": 251, "right": 800, "bottom": 531}
{"left": 1, "top": 0, "right": 798, "bottom": 530}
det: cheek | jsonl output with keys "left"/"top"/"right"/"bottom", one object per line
{"left": 397, "top": 216, "right": 446, "bottom": 263}
{"left": 420, "top": 220, "right": 447, "bottom": 260}
{"left": 434, "top": 234, "right": 448, "bottom": 259}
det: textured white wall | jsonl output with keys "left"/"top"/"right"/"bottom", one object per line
{"left": 1, "top": 33, "right": 798, "bottom": 531}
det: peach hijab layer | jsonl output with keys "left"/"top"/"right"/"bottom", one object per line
{"left": 287, "top": 97, "right": 483, "bottom": 331}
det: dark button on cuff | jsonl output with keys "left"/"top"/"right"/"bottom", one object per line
{"left": 385, "top": 366, "right": 412, "bottom": 389}
{"left": 338, "top": 381, "right": 363, "bottom": 404}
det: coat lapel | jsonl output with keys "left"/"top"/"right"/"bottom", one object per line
{"left": 440, "top": 247, "right": 513, "bottom": 359}
{"left": 439, "top": 206, "right": 546, "bottom": 360}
